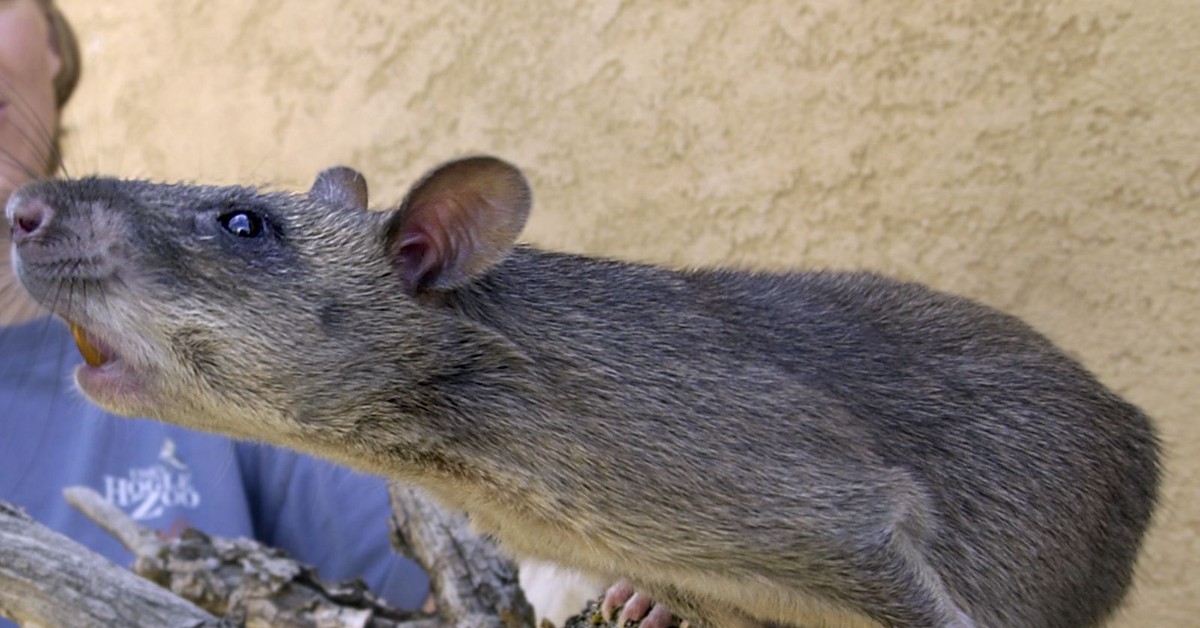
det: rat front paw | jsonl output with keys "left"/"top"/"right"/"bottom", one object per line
{"left": 601, "top": 580, "right": 682, "bottom": 628}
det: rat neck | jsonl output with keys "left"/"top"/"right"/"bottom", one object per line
{"left": 413, "top": 245, "right": 696, "bottom": 446}
{"left": 303, "top": 249, "right": 715, "bottom": 521}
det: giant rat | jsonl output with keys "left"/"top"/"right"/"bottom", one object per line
{"left": 6, "top": 157, "right": 1161, "bottom": 628}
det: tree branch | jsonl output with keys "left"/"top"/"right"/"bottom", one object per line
{"left": 1, "top": 485, "right": 546, "bottom": 628}
{"left": 63, "top": 486, "right": 421, "bottom": 628}
{"left": 0, "top": 499, "right": 221, "bottom": 628}
{"left": 388, "top": 484, "right": 536, "bottom": 628}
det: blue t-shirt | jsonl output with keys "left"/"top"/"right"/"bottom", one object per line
{"left": 0, "top": 318, "right": 428, "bottom": 622}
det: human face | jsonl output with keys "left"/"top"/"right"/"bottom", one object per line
{"left": 0, "top": 0, "right": 62, "bottom": 203}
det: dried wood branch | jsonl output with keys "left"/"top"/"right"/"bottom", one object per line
{"left": 0, "top": 499, "right": 220, "bottom": 628}
{"left": 63, "top": 486, "right": 423, "bottom": 628}
{"left": 2, "top": 484, "right": 545, "bottom": 628}
{"left": 388, "top": 484, "right": 536, "bottom": 628}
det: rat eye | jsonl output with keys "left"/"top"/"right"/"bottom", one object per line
{"left": 218, "top": 210, "right": 264, "bottom": 238}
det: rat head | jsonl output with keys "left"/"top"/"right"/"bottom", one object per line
{"left": 5, "top": 156, "right": 530, "bottom": 445}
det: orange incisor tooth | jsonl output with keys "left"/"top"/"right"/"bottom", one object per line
{"left": 69, "top": 322, "right": 104, "bottom": 367}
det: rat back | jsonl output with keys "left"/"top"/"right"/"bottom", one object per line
{"left": 442, "top": 250, "right": 1160, "bottom": 628}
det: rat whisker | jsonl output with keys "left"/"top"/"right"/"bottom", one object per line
{"left": 0, "top": 147, "right": 46, "bottom": 184}
{"left": 0, "top": 76, "right": 66, "bottom": 178}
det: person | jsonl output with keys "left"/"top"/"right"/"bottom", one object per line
{"left": 0, "top": 1, "right": 429, "bottom": 622}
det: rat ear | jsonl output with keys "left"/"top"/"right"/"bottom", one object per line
{"left": 310, "top": 166, "right": 369, "bottom": 210}
{"left": 385, "top": 156, "right": 531, "bottom": 294}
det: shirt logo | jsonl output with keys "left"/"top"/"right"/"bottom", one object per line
{"left": 101, "top": 438, "right": 202, "bottom": 521}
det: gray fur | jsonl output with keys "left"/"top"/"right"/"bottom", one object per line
{"left": 7, "top": 157, "right": 1160, "bottom": 628}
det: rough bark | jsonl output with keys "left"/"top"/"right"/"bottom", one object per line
{"left": 0, "top": 499, "right": 221, "bottom": 628}
{"left": 388, "top": 484, "right": 537, "bottom": 628}
{"left": 1, "top": 485, "right": 551, "bottom": 628}
{"left": 63, "top": 486, "right": 421, "bottom": 628}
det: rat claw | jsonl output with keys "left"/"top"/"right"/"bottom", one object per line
{"left": 618, "top": 592, "right": 655, "bottom": 625}
{"left": 602, "top": 581, "right": 636, "bottom": 622}
{"left": 637, "top": 604, "right": 674, "bottom": 628}
{"left": 602, "top": 582, "right": 675, "bottom": 627}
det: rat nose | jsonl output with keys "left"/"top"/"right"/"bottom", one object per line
{"left": 8, "top": 198, "right": 54, "bottom": 244}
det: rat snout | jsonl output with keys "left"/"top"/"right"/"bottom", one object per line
{"left": 7, "top": 194, "right": 55, "bottom": 246}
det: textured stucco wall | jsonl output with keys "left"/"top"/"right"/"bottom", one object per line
{"left": 55, "top": 1, "right": 1198, "bottom": 625}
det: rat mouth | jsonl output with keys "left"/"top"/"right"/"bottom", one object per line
{"left": 62, "top": 318, "right": 153, "bottom": 414}
{"left": 68, "top": 321, "right": 116, "bottom": 367}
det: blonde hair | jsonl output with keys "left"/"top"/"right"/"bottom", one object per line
{"left": 38, "top": 0, "right": 81, "bottom": 108}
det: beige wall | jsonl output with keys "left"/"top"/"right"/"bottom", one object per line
{"left": 56, "top": 1, "right": 1198, "bottom": 625}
